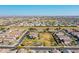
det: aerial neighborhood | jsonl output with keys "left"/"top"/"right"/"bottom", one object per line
{"left": 0, "top": 16, "right": 79, "bottom": 53}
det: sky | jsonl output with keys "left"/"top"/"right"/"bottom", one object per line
{"left": 0, "top": 5, "right": 79, "bottom": 16}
